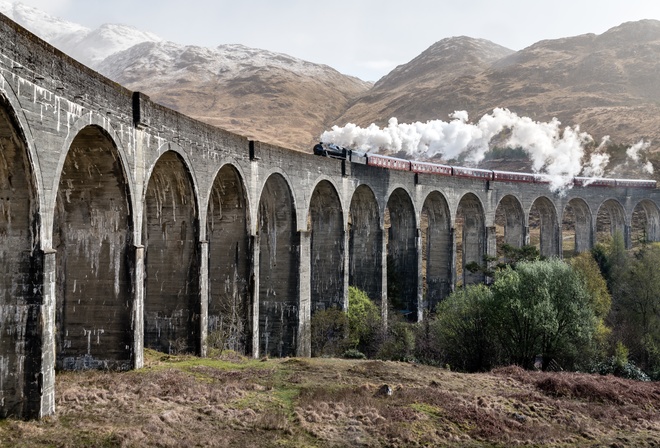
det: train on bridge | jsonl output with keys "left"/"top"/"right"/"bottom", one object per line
{"left": 313, "top": 142, "right": 657, "bottom": 189}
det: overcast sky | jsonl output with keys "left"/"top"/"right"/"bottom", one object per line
{"left": 15, "top": 0, "right": 660, "bottom": 81}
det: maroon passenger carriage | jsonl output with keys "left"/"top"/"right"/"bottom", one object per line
{"left": 312, "top": 143, "right": 657, "bottom": 189}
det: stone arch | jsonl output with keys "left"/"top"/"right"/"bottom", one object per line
{"left": 258, "top": 173, "right": 298, "bottom": 357}
{"left": 529, "top": 196, "right": 560, "bottom": 257}
{"left": 494, "top": 194, "right": 525, "bottom": 260}
{"left": 143, "top": 151, "right": 200, "bottom": 355}
{"left": 455, "top": 193, "right": 486, "bottom": 286}
{"left": 207, "top": 164, "right": 250, "bottom": 355}
{"left": 596, "top": 199, "right": 626, "bottom": 245}
{"left": 386, "top": 187, "right": 418, "bottom": 321}
{"left": 348, "top": 184, "right": 382, "bottom": 307}
{"left": 421, "top": 191, "right": 451, "bottom": 313}
{"left": 49, "top": 113, "right": 135, "bottom": 246}
{"left": 0, "top": 93, "right": 40, "bottom": 417}
{"left": 254, "top": 167, "right": 298, "bottom": 232}
{"left": 53, "top": 125, "right": 133, "bottom": 370}
{"left": 308, "top": 180, "right": 344, "bottom": 313}
{"left": 562, "top": 198, "right": 592, "bottom": 258}
{"left": 631, "top": 199, "right": 660, "bottom": 247}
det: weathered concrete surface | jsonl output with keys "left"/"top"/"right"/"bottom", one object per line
{"left": 143, "top": 151, "right": 200, "bottom": 355}
{"left": 348, "top": 184, "right": 382, "bottom": 308}
{"left": 1, "top": 14, "right": 660, "bottom": 419}
{"left": 421, "top": 191, "right": 452, "bottom": 313}
{"left": 386, "top": 187, "right": 418, "bottom": 321}
{"left": 54, "top": 127, "right": 133, "bottom": 370}
{"left": 207, "top": 165, "right": 250, "bottom": 355}
{"left": 257, "top": 173, "right": 298, "bottom": 358}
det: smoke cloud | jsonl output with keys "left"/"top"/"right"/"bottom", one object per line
{"left": 626, "top": 139, "right": 654, "bottom": 174}
{"left": 321, "top": 108, "right": 652, "bottom": 192}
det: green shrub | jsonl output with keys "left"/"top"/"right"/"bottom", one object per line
{"left": 347, "top": 286, "right": 383, "bottom": 356}
{"left": 342, "top": 349, "right": 366, "bottom": 359}
{"left": 491, "top": 260, "right": 598, "bottom": 370}
{"left": 590, "top": 357, "right": 650, "bottom": 381}
{"left": 377, "top": 320, "right": 415, "bottom": 361}
{"left": 429, "top": 284, "right": 497, "bottom": 371}
{"left": 310, "top": 307, "right": 349, "bottom": 357}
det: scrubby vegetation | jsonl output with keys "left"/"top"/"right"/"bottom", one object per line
{"left": 1, "top": 351, "right": 658, "bottom": 447}
{"left": 317, "top": 238, "right": 660, "bottom": 383}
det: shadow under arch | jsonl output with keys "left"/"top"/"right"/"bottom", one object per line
{"left": 562, "top": 198, "right": 592, "bottom": 258}
{"left": 53, "top": 124, "right": 134, "bottom": 370}
{"left": 348, "top": 184, "right": 382, "bottom": 308}
{"left": 308, "top": 179, "right": 344, "bottom": 314}
{"left": 421, "top": 190, "right": 452, "bottom": 313}
{"left": 596, "top": 199, "right": 626, "bottom": 245}
{"left": 0, "top": 93, "right": 41, "bottom": 418}
{"left": 495, "top": 194, "right": 525, "bottom": 259}
{"left": 386, "top": 187, "right": 418, "bottom": 321}
{"left": 631, "top": 199, "right": 660, "bottom": 248}
{"left": 207, "top": 163, "right": 251, "bottom": 355}
{"left": 529, "top": 196, "right": 560, "bottom": 258}
{"left": 257, "top": 172, "right": 298, "bottom": 357}
{"left": 143, "top": 150, "right": 200, "bottom": 355}
{"left": 455, "top": 193, "right": 486, "bottom": 286}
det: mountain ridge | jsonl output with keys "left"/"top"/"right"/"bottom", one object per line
{"left": 1, "top": 2, "right": 659, "bottom": 164}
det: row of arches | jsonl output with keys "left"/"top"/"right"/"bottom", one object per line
{"left": 2, "top": 97, "right": 660, "bottom": 415}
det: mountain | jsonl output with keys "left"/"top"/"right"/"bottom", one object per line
{"left": 337, "top": 37, "right": 514, "bottom": 125}
{"left": 97, "top": 42, "right": 370, "bottom": 150}
{"left": 0, "top": 2, "right": 369, "bottom": 151}
{"left": 54, "top": 23, "right": 162, "bottom": 67}
{"left": 0, "top": 1, "right": 87, "bottom": 41}
{"left": 0, "top": 2, "right": 161, "bottom": 67}
{"left": 337, "top": 21, "right": 660, "bottom": 156}
{"left": 2, "top": 2, "right": 660, "bottom": 163}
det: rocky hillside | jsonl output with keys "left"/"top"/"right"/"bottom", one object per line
{"left": 98, "top": 42, "right": 370, "bottom": 151}
{"left": 2, "top": 2, "right": 660, "bottom": 161}
{"left": 337, "top": 37, "right": 515, "bottom": 127}
{"left": 337, "top": 20, "right": 660, "bottom": 153}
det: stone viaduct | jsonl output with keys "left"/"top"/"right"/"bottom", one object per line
{"left": 1, "top": 14, "right": 659, "bottom": 419}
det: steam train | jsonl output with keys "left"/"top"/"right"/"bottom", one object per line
{"left": 313, "top": 142, "right": 657, "bottom": 189}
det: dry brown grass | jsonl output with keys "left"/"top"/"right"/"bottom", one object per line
{"left": 0, "top": 354, "right": 659, "bottom": 447}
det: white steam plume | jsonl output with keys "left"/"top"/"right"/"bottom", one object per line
{"left": 321, "top": 108, "right": 622, "bottom": 192}
{"left": 626, "top": 139, "right": 654, "bottom": 174}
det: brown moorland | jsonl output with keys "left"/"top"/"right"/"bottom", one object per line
{"left": 1, "top": 350, "right": 658, "bottom": 447}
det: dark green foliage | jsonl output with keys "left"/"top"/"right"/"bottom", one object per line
{"left": 613, "top": 243, "right": 660, "bottom": 375}
{"left": 592, "top": 358, "right": 650, "bottom": 381}
{"left": 417, "top": 259, "right": 601, "bottom": 372}
{"left": 341, "top": 349, "right": 366, "bottom": 359}
{"left": 430, "top": 284, "right": 497, "bottom": 371}
{"left": 497, "top": 244, "right": 541, "bottom": 268}
{"left": 593, "top": 234, "right": 660, "bottom": 377}
{"left": 590, "top": 344, "right": 650, "bottom": 382}
{"left": 465, "top": 245, "right": 541, "bottom": 278}
{"left": 377, "top": 319, "right": 415, "bottom": 361}
{"left": 491, "top": 260, "right": 598, "bottom": 370}
{"left": 310, "top": 308, "right": 349, "bottom": 357}
{"left": 347, "top": 286, "right": 383, "bottom": 357}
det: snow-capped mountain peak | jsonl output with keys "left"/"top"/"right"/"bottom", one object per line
{"left": 0, "top": 1, "right": 161, "bottom": 67}
{"left": 0, "top": 1, "right": 88, "bottom": 41}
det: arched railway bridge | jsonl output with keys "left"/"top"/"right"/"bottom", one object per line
{"left": 1, "top": 14, "right": 659, "bottom": 418}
